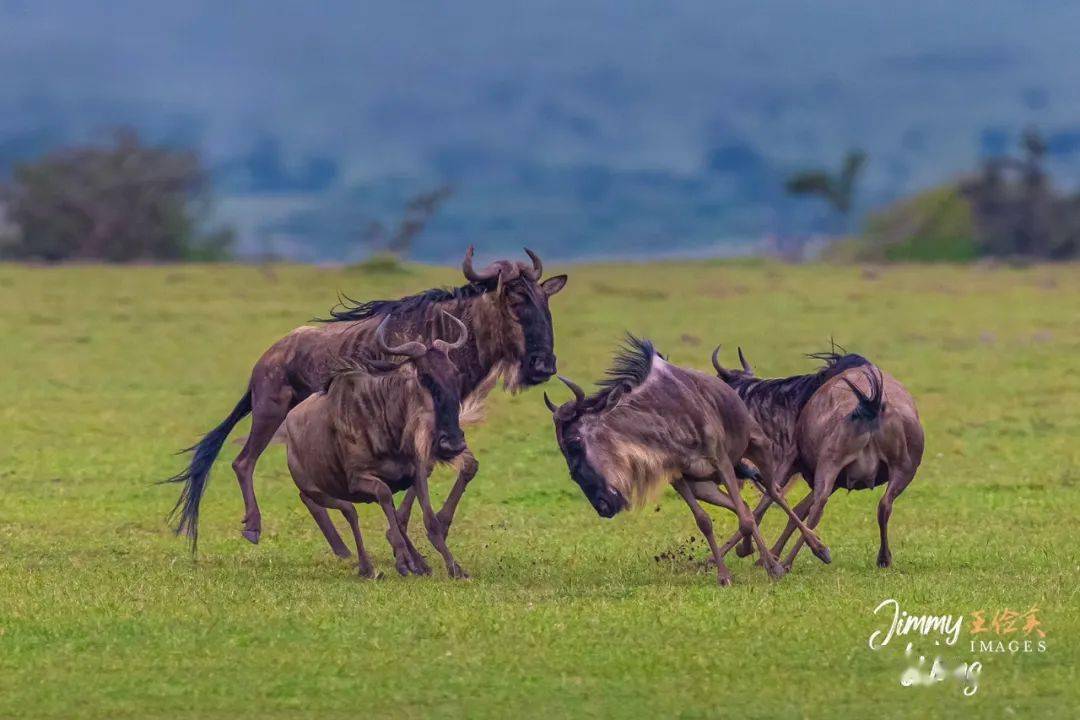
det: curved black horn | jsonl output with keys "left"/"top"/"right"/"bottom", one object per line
{"left": 737, "top": 346, "right": 754, "bottom": 374}
{"left": 432, "top": 311, "right": 469, "bottom": 353}
{"left": 523, "top": 247, "right": 543, "bottom": 280}
{"left": 558, "top": 374, "right": 586, "bottom": 406}
{"left": 711, "top": 344, "right": 737, "bottom": 381}
{"left": 711, "top": 345, "right": 727, "bottom": 375}
{"left": 462, "top": 245, "right": 500, "bottom": 282}
{"left": 376, "top": 315, "right": 427, "bottom": 358}
{"left": 543, "top": 392, "right": 559, "bottom": 414}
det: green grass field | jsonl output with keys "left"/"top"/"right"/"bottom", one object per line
{"left": 1, "top": 260, "right": 1077, "bottom": 719}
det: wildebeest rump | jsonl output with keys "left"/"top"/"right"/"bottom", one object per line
{"left": 544, "top": 336, "right": 826, "bottom": 586}
{"left": 167, "top": 247, "right": 567, "bottom": 550}
{"left": 284, "top": 312, "right": 471, "bottom": 578}
{"left": 712, "top": 347, "right": 924, "bottom": 568}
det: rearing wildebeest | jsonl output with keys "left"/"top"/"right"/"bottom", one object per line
{"left": 167, "top": 247, "right": 567, "bottom": 550}
{"left": 544, "top": 336, "right": 828, "bottom": 586}
{"left": 711, "top": 347, "right": 924, "bottom": 569}
{"left": 284, "top": 312, "right": 471, "bottom": 578}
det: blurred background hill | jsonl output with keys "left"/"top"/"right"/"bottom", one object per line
{"left": 3, "top": 1, "right": 1080, "bottom": 262}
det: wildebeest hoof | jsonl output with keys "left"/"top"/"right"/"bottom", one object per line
{"left": 241, "top": 529, "right": 260, "bottom": 544}
{"left": 358, "top": 565, "right": 380, "bottom": 580}
{"left": 877, "top": 554, "right": 892, "bottom": 569}
{"left": 332, "top": 547, "right": 353, "bottom": 559}
{"left": 411, "top": 553, "right": 432, "bottom": 575}
{"left": 448, "top": 563, "right": 470, "bottom": 580}
{"left": 813, "top": 546, "right": 832, "bottom": 564}
{"left": 766, "top": 562, "right": 787, "bottom": 580}
{"left": 716, "top": 573, "right": 733, "bottom": 587}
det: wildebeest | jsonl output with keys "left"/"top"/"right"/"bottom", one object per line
{"left": 168, "top": 246, "right": 567, "bottom": 550}
{"left": 284, "top": 312, "right": 470, "bottom": 578}
{"left": 711, "top": 347, "right": 924, "bottom": 569}
{"left": 544, "top": 336, "right": 828, "bottom": 586}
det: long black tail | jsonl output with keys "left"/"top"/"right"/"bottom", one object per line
{"left": 165, "top": 389, "right": 252, "bottom": 551}
{"left": 841, "top": 367, "right": 885, "bottom": 427}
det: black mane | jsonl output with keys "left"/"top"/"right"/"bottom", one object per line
{"left": 317, "top": 282, "right": 490, "bottom": 323}
{"left": 733, "top": 351, "right": 872, "bottom": 413}
{"left": 588, "top": 334, "right": 657, "bottom": 406}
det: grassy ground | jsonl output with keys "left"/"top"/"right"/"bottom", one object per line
{"left": 1, "top": 260, "right": 1077, "bottom": 719}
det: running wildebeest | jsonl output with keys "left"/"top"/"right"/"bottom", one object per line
{"left": 168, "top": 246, "right": 567, "bottom": 550}
{"left": 284, "top": 312, "right": 471, "bottom": 578}
{"left": 711, "top": 347, "right": 924, "bottom": 569}
{"left": 543, "top": 336, "right": 828, "bottom": 586}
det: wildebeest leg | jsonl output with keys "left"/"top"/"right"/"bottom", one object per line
{"left": 395, "top": 488, "right": 416, "bottom": 529}
{"left": 730, "top": 495, "right": 773, "bottom": 558}
{"left": 435, "top": 450, "right": 479, "bottom": 534}
{"left": 693, "top": 482, "right": 783, "bottom": 578}
{"left": 783, "top": 465, "right": 840, "bottom": 570}
{"left": 877, "top": 468, "right": 915, "bottom": 569}
{"left": 672, "top": 479, "right": 732, "bottom": 587}
{"left": 349, "top": 472, "right": 421, "bottom": 576}
{"left": 298, "top": 492, "right": 351, "bottom": 558}
{"left": 327, "top": 499, "right": 377, "bottom": 579}
{"left": 231, "top": 378, "right": 294, "bottom": 544}
{"left": 712, "top": 466, "right": 787, "bottom": 580}
{"left": 771, "top": 492, "right": 813, "bottom": 558}
{"left": 741, "top": 442, "right": 830, "bottom": 563}
{"left": 413, "top": 464, "right": 468, "bottom": 579}
{"left": 390, "top": 489, "right": 431, "bottom": 576}
{"left": 726, "top": 472, "right": 797, "bottom": 557}
{"left": 395, "top": 451, "right": 479, "bottom": 536}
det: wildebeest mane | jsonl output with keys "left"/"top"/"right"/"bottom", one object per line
{"left": 588, "top": 334, "right": 657, "bottom": 408}
{"left": 734, "top": 351, "right": 872, "bottom": 414}
{"left": 317, "top": 282, "right": 490, "bottom": 323}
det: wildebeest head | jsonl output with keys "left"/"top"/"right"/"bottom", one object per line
{"left": 462, "top": 246, "right": 567, "bottom": 386}
{"left": 710, "top": 345, "right": 757, "bottom": 385}
{"left": 544, "top": 375, "right": 628, "bottom": 518}
{"left": 377, "top": 312, "right": 469, "bottom": 461}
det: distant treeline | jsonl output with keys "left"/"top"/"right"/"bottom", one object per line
{"left": 0, "top": 130, "right": 232, "bottom": 262}
{"left": 838, "top": 129, "right": 1080, "bottom": 262}
{"left": 2, "top": 128, "right": 1078, "bottom": 263}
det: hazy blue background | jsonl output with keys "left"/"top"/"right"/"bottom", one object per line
{"left": 3, "top": 1, "right": 1080, "bottom": 261}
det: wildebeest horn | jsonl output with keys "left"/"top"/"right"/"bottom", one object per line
{"left": 711, "top": 344, "right": 739, "bottom": 381}
{"left": 711, "top": 345, "right": 726, "bottom": 375}
{"left": 462, "top": 245, "right": 501, "bottom": 282}
{"left": 558, "top": 374, "right": 586, "bottom": 406}
{"left": 375, "top": 315, "right": 427, "bottom": 358}
{"left": 432, "top": 311, "right": 468, "bottom": 353}
{"left": 738, "top": 346, "right": 754, "bottom": 374}
{"left": 543, "top": 392, "right": 559, "bottom": 414}
{"left": 523, "top": 247, "right": 542, "bottom": 280}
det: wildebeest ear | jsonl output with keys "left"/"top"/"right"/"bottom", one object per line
{"left": 541, "top": 274, "right": 568, "bottom": 296}
{"left": 604, "top": 381, "right": 632, "bottom": 409}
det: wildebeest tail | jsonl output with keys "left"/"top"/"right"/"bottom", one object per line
{"left": 841, "top": 367, "right": 885, "bottom": 427}
{"left": 165, "top": 389, "right": 252, "bottom": 551}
